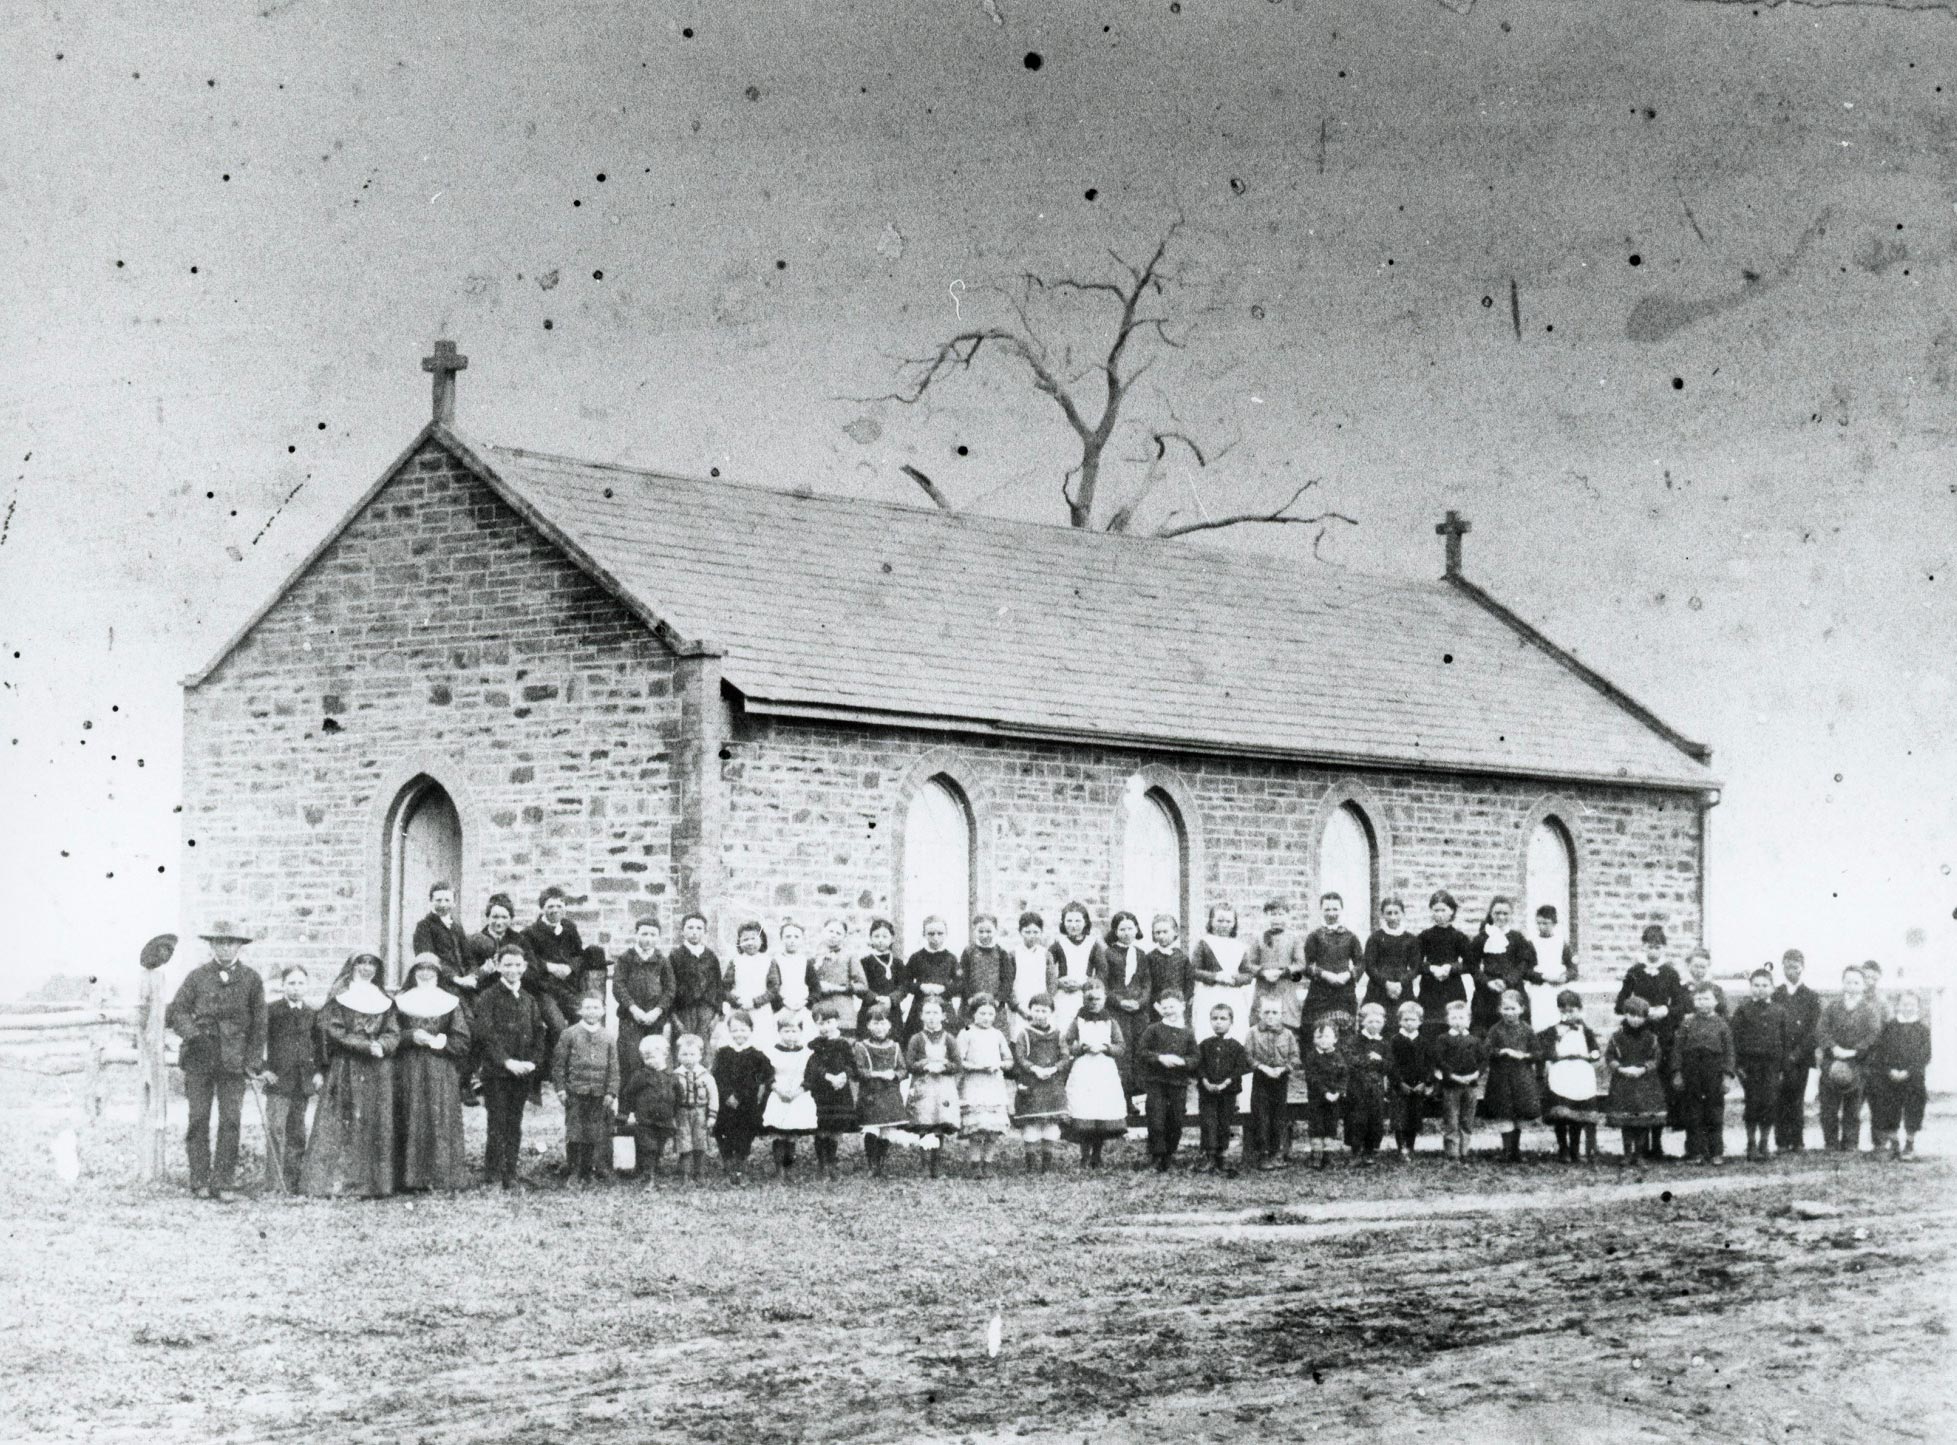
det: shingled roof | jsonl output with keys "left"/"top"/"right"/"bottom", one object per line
{"left": 189, "top": 423, "right": 1716, "bottom": 793}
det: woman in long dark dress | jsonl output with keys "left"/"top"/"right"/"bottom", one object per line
{"left": 393, "top": 954, "right": 472, "bottom": 1191}
{"left": 299, "top": 952, "right": 401, "bottom": 1199}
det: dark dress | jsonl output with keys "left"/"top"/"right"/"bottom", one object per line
{"left": 392, "top": 990, "right": 472, "bottom": 1191}
{"left": 1302, "top": 1047, "right": 1349, "bottom": 1139}
{"left": 1469, "top": 931, "right": 1543, "bottom": 1030}
{"left": 1604, "top": 1024, "right": 1669, "bottom": 1128}
{"left": 1143, "top": 947, "right": 1196, "bottom": 1007}
{"left": 1411, "top": 966, "right": 1469, "bottom": 1043}
{"left": 858, "top": 952, "right": 904, "bottom": 1037}
{"left": 1102, "top": 944, "right": 1154, "bottom": 1092}
{"left": 852, "top": 1037, "right": 910, "bottom": 1130}
{"left": 712, "top": 1045, "right": 774, "bottom": 1151}
{"left": 960, "top": 944, "right": 1016, "bottom": 1013}
{"left": 807, "top": 1035, "right": 861, "bottom": 1132}
{"left": 613, "top": 947, "right": 676, "bottom": 1089}
{"left": 902, "top": 947, "right": 963, "bottom": 1039}
{"left": 1303, "top": 927, "right": 1365, "bottom": 1026}
{"left": 1343, "top": 1033, "right": 1393, "bottom": 1149}
{"left": 1478, "top": 1018, "right": 1542, "bottom": 1126}
{"left": 1363, "top": 929, "right": 1422, "bottom": 1012}
{"left": 299, "top": 995, "right": 401, "bottom": 1198}
{"left": 1011, "top": 1023, "right": 1070, "bottom": 1123}
{"left": 1537, "top": 1019, "right": 1605, "bottom": 1125}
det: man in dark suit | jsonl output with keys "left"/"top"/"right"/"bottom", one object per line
{"left": 164, "top": 921, "right": 267, "bottom": 1201}
{"left": 520, "top": 886, "right": 586, "bottom": 1048}
{"left": 1774, "top": 948, "right": 1823, "bottom": 1152}
{"left": 474, "top": 945, "right": 545, "bottom": 1188}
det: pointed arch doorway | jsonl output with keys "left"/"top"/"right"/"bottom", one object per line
{"left": 384, "top": 776, "right": 462, "bottom": 985}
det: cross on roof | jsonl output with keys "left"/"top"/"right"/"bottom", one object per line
{"left": 1436, "top": 509, "right": 1471, "bottom": 577}
{"left": 421, "top": 339, "right": 468, "bottom": 425}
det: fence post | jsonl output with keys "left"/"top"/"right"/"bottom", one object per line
{"left": 137, "top": 962, "right": 170, "bottom": 1182}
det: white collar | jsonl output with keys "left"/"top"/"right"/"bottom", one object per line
{"left": 394, "top": 983, "right": 460, "bottom": 1018}
{"left": 335, "top": 980, "right": 392, "bottom": 1015}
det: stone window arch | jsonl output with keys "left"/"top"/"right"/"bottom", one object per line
{"left": 1519, "top": 795, "right": 1588, "bottom": 951}
{"left": 1309, "top": 779, "right": 1394, "bottom": 931}
{"left": 1109, "top": 764, "right": 1204, "bottom": 943}
{"left": 363, "top": 750, "right": 486, "bottom": 983}
{"left": 891, "top": 749, "right": 991, "bottom": 953}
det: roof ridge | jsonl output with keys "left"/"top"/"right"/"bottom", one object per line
{"left": 479, "top": 441, "right": 1438, "bottom": 595}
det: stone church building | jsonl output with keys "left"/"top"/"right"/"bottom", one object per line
{"left": 181, "top": 344, "right": 1718, "bottom": 984}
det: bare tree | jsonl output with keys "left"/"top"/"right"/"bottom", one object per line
{"left": 866, "top": 222, "right": 1355, "bottom": 543}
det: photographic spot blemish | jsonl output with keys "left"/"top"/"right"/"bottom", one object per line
{"left": 745, "top": 84, "right": 761, "bottom": 101}
{"left": 1084, "top": 187, "right": 1098, "bottom": 201}
{"left": 1023, "top": 51, "right": 1043, "bottom": 70}
{"left": 316, "top": 421, "right": 325, "bottom": 430}
{"left": 603, "top": 487, "right": 613, "bottom": 498}
{"left": 596, "top": 172, "right": 607, "bottom": 182}
{"left": 1628, "top": 254, "right": 1642, "bottom": 267}
{"left": 1386, "top": 259, "right": 1394, "bottom": 266}
{"left": 543, "top": 318, "right": 553, "bottom": 330}
{"left": 1644, "top": 108, "right": 1657, "bottom": 121}
{"left": 190, "top": 266, "right": 200, "bottom": 274}
{"left": 1481, "top": 296, "right": 1492, "bottom": 308}
{"left": 593, "top": 269, "right": 603, "bottom": 280}
{"left": 207, "top": 79, "right": 216, "bottom": 87}
{"left": 1661, "top": 1190, "right": 1674, "bottom": 1203}
{"left": 710, "top": 467, "right": 721, "bottom": 477}
{"left": 955, "top": 445, "right": 969, "bottom": 457}
{"left": 1250, "top": 304, "right": 1265, "bottom": 319}
{"left": 116, "top": 260, "right": 124, "bottom": 268}
{"left": 320, "top": 717, "right": 342, "bottom": 734}
{"left": 775, "top": 259, "right": 787, "bottom": 270}
{"left": 1672, "top": 377, "right": 1684, "bottom": 390}
{"left": 682, "top": 26, "right": 694, "bottom": 38}
{"left": 1443, "top": 654, "right": 1453, "bottom": 664}
{"left": 222, "top": 173, "right": 230, "bottom": 182}
{"left": 1338, "top": 70, "right": 1347, "bottom": 79}
{"left": 157, "top": 865, "right": 166, "bottom": 873}
{"left": 206, "top": 491, "right": 215, "bottom": 500}
{"left": 288, "top": 445, "right": 296, "bottom": 453}
{"left": 572, "top": 198, "right": 581, "bottom": 207}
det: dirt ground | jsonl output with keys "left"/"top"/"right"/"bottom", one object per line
{"left": 1, "top": 1069, "right": 1951, "bottom": 1444}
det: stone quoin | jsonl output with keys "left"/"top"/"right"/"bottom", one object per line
{"left": 180, "top": 341, "right": 1717, "bottom": 986}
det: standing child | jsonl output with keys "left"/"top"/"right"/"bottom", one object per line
{"left": 1343, "top": 1002, "right": 1393, "bottom": 1165}
{"left": 763, "top": 1009, "right": 818, "bottom": 1179}
{"left": 1431, "top": 999, "right": 1487, "bottom": 1164}
{"left": 1363, "top": 895, "right": 1420, "bottom": 1017}
{"left": 805, "top": 1002, "right": 860, "bottom": 1181}
{"left": 1302, "top": 1019, "right": 1348, "bottom": 1170}
{"left": 1537, "top": 989, "right": 1604, "bottom": 1164}
{"left": 613, "top": 919, "right": 673, "bottom": 1095}
{"left": 1246, "top": 998, "right": 1303, "bottom": 1170}
{"left": 1303, "top": 892, "right": 1365, "bottom": 1038}
{"left": 1010, "top": 912, "right": 1050, "bottom": 1039}
{"left": 1604, "top": 995, "right": 1668, "bottom": 1163}
{"left": 1617, "top": 925, "right": 1686, "bottom": 1155}
{"left": 1137, "top": 994, "right": 1197, "bottom": 1173}
{"left": 1683, "top": 949, "right": 1728, "bottom": 1017}
{"left": 711, "top": 1011, "right": 773, "bottom": 1184}
{"left": 621, "top": 1034, "right": 679, "bottom": 1182}
{"left": 1414, "top": 892, "right": 1471, "bottom": 1047}
{"left": 1144, "top": 914, "right": 1196, "bottom": 1021}
{"left": 1102, "top": 911, "right": 1154, "bottom": 1107}
{"left": 1011, "top": 993, "right": 1070, "bottom": 1174}
{"left": 1772, "top": 948, "right": 1822, "bottom": 1153}
{"left": 1046, "top": 901, "right": 1106, "bottom": 1037}
{"left": 475, "top": 946, "right": 545, "bottom": 1189}
{"left": 1868, "top": 992, "right": 1932, "bottom": 1159}
{"left": 1194, "top": 1002, "right": 1251, "bottom": 1176}
{"left": 906, "top": 996, "right": 962, "bottom": 1177}
{"left": 671, "top": 1034, "right": 718, "bottom": 1184}
{"left": 769, "top": 919, "right": 814, "bottom": 1037}
{"left": 260, "top": 965, "right": 322, "bottom": 1193}
{"left": 1815, "top": 964, "right": 1882, "bottom": 1153}
{"left": 1729, "top": 967, "right": 1791, "bottom": 1160}
{"left": 1672, "top": 984, "right": 1736, "bottom": 1164}
{"left": 961, "top": 916, "right": 1016, "bottom": 1030}
{"left": 551, "top": 993, "right": 619, "bottom": 1185}
{"left": 808, "top": 920, "right": 868, "bottom": 1036}
{"left": 852, "top": 1004, "right": 910, "bottom": 1178}
{"left": 903, "top": 916, "right": 963, "bottom": 1042}
{"left": 668, "top": 913, "right": 724, "bottom": 1052}
{"left": 1191, "top": 905, "right": 1250, "bottom": 1047}
{"left": 858, "top": 919, "right": 904, "bottom": 1039}
{"left": 724, "top": 921, "right": 776, "bottom": 1050}
{"left": 1480, "top": 990, "right": 1542, "bottom": 1163}
{"left": 1469, "top": 897, "right": 1543, "bottom": 1033}
{"left": 1388, "top": 1001, "right": 1429, "bottom": 1158}
{"left": 1062, "top": 977, "right": 1129, "bottom": 1169}
{"left": 958, "top": 994, "right": 1014, "bottom": 1178}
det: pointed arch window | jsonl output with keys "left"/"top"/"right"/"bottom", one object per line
{"left": 902, "top": 775, "right": 975, "bottom": 953}
{"left": 1318, "top": 801, "right": 1378, "bottom": 931}
{"left": 1121, "top": 784, "right": 1188, "bottom": 937}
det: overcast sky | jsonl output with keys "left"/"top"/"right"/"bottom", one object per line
{"left": 2, "top": 0, "right": 1952, "bottom": 996}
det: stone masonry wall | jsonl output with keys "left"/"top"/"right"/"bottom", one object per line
{"left": 181, "top": 440, "right": 680, "bottom": 986}
{"left": 720, "top": 716, "right": 1706, "bottom": 980}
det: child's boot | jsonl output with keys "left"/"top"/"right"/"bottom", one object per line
{"left": 1025, "top": 1148, "right": 1039, "bottom": 1174}
{"left": 1902, "top": 1132, "right": 1917, "bottom": 1159}
{"left": 1040, "top": 1142, "right": 1054, "bottom": 1174}
{"left": 925, "top": 1147, "right": 941, "bottom": 1179}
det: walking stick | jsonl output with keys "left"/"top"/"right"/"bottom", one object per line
{"left": 247, "top": 1076, "right": 284, "bottom": 1193}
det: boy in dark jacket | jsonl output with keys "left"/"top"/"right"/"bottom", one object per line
{"left": 1430, "top": 1000, "right": 1487, "bottom": 1163}
{"left": 260, "top": 965, "right": 321, "bottom": 1192}
{"left": 1671, "top": 985, "right": 1736, "bottom": 1163}
{"left": 1194, "top": 1001, "right": 1251, "bottom": 1176}
{"left": 1868, "top": 991, "right": 1932, "bottom": 1158}
{"left": 1388, "top": 1000, "right": 1431, "bottom": 1157}
{"left": 1246, "top": 998, "right": 1302, "bottom": 1170}
{"left": 1772, "top": 948, "right": 1823, "bottom": 1152}
{"left": 1816, "top": 964, "right": 1883, "bottom": 1152}
{"left": 1729, "top": 966, "right": 1790, "bottom": 1159}
{"left": 711, "top": 1010, "right": 775, "bottom": 1184}
{"left": 620, "top": 1034, "right": 680, "bottom": 1181}
{"left": 474, "top": 946, "right": 545, "bottom": 1188}
{"left": 1137, "top": 995, "right": 1198, "bottom": 1172}
{"left": 1302, "top": 1018, "right": 1349, "bottom": 1169}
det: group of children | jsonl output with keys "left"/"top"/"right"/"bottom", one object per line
{"left": 525, "top": 892, "right": 1935, "bottom": 1186}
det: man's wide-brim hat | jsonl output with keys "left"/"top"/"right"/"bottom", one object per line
{"left": 198, "top": 920, "right": 256, "bottom": 946}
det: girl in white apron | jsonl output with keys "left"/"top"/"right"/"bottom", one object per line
{"left": 724, "top": 920, "right": 777, "bottom": 1051}
{"left": 1010, "top": 910, "right": 1051, "bottom": 1042}
{"left": 1046, "top": 901, "right": 1104, "bottom": 1038}
{"left": 1063, "top": 976, "right": 1128, "bottom": 1168}
{"left": 768, "top": 919, "right": 813, "bottom": 1037}
{"left": 1190, "top": 903, "right": 1252, "bottom": 1112}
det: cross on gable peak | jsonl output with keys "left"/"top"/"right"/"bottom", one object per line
{"left": 421, "top": 339, "right": 469, "bottom": 425}
{"left": 1435, "top": 509, "right": 1471, "bottom": 577}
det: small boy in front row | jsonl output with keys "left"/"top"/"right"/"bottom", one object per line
{"left": 1247, "top": 998, "right": 1302, "bottom": 1170}
{"left": 712, "top": 1011, "right": 774, "bottom": 1185}
{"left": 1195, "top": 1002, "right": 1251, "bottom": 1176}
{"left": 1729, "top": 966, "right": 1790, "bottom": 1160}
{"left": 1343, "top": 1002, "right": 1393, "bottom": 1165}
{"left": 1138, "top": 994, "right": 1197, "bottom": 1172}
{"left": 1868, "top": 992, "right": 1932, "bottom": 1159}
{"left": 1302, "top": 1019, "right": 1348, "bottom": 1169}
{"left": 1672, "top": 984, "right": 1736, "bottom": 1164}
{"left": 621, "top": 1034, "right": 679, "bottom": 1180}
{"left": 551, "top": 993, "right": 620, "bottom": 1184}
{"left": 1431, "top": 999, "right": 1487, "bottom": 1163}
{"left": 672, "top": 1033, "right": 719, "bottom": 1183}
{"left": 1388, "top": 1001, "right": 1429, "bottom": 1157}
